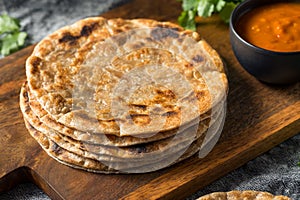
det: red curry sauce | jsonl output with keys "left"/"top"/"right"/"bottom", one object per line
{"left": 237, "top": 2, "right": 300, "bottom": 52}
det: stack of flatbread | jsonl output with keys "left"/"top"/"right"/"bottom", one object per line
{"left": 20, "top": 17, "right": 228, "bottom": 173}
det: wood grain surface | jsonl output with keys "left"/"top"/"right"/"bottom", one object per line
{"left": 0, "top": 0, "right": 299, "bottom": 199}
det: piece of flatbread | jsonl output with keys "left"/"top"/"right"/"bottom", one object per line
{"left": 23, "top": 119, "right": 116, "bottom": 173}
{"left": 24, "top": 118, "right": 210, "bottom": 173}
{"left": 26, "top": 84, "right": 215, "bottom": 147}
{"left": 21, "top": 84, "right": 212, "bottom": 164}
{"left": 26, "top": 17, "right": 227, "bottom": 136}
{"left": 197, "top": 191, "right": 291, "bottom": 200}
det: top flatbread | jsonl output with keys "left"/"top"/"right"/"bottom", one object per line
{"left": 197, "top": 191, "right": 291, "bottom": 200}
{"left": 26, "top": 17, "right": 227, "bottom": 136}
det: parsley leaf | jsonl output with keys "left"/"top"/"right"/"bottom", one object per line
{"left": 219, "top": 1, "right": 239, "bottom": 23}
{"left": 178, "top": 0, "right": 244, "bottom": 30}
{"left": 182, "top": 0, "right": 200, "bottom": 11}
{"left": 1, "top": 31, "right": 27, "bottom": 56}
{"left": 178, "top": 10, "right": 197, "bottom": 31}
{"left": 0, "top": 14, "right": 27, "bottom": 56}
{"left": 197, "top": 0, "right": 216, "bottom": 18}
{"left": 0, "top": 14, "right": 20, "bottom": 34}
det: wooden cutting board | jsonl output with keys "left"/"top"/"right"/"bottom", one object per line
{"left": 0, "top": 0, "right": 299, "bottom": 199}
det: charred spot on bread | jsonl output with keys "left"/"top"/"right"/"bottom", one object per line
{"left": 80, "top": 23, "right": 98, "bottom": 37}
{"left": 59, "top": 32, "right": 79, "bottom": 45}
{"left": 51, "top": 143, "right": 63, "bottom": 155}
{"left": 156, "top": 24, "right": 182, "bottom": 32}
{"left": 30, "top": 56, "right": 42, "bottom": 74}
{"left": 59, "top": 23, "right": 99, "bottom": 45}
{"left": 192, "top": 55, "right": 204, "bottom": 63}
{"left": 23, "top": 90, "right": 29, "bottom": 103}
{"left": 151, "top": 27, "right": 179, "bottom": 41}
{"left": 128, "top": 144, "right": 148, "bottom": 154}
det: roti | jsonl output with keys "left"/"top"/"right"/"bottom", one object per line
{"left": 24, "top": 118, "right": 210, "bottom": 173}
{"left": 20, "top": 84, "right": 211, "bottom": 163}
{"left": 197, "top": 191, "right": 291, "bottom": 200}
{"left": 26, "top": 84, "right": 214, "bottom": 146}
{"left": 26, "top": 17, "right": 227, "bottom": 136}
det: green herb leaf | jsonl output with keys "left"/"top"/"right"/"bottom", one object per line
{"left": 0, "top": 14, "right": 20, "bottom": 35}
{"left": 0, "top": 14, "right": 27, "bottom": 56}
{"left": 182, "top": 0, "right": 199, "bottom": 11}
{"left": 178, "top": 0, "right": 244, "bottom": 30}
{"left": 178, "top": 10, "right": 197, "bottom": 31}
{"left": 1, "top": 31, "right": 27, "bottom": 55}
{"left": 219, "top": 2, "right": 238, "bottom": 23}
{"left": 197, "top": 0, "right": 215, "bottom": 17}
{"left": 216, "top": 0, "right": 226, "bottom": 12}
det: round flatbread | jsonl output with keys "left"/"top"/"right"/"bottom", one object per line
{"left": 26, "top": 17, "right": 227, "bottom": 136}
{"left": 24, "top": 118, "right": 210, "bottom": 173}
{"left": 197, "top": 191, "right": 291, "bottom": 200}
{"left": 26, "top": 84, "right": 215, "bottom": 147}
{"left": 20, "top": 84, "right": 211, "bottom": 163}
{"left": 23, "top": 119, "right": 116, "bottom": 173}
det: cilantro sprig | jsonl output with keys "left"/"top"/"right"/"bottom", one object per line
{"left": 0, "top": 14, "right": 27, "bottom": 56}
{"left": 178, "top": 0, "right": 244, "bottom": 30}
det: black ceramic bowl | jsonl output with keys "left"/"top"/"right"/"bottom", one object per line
{"left": 229, "top": 0, "right": 300, "bottom": 84}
